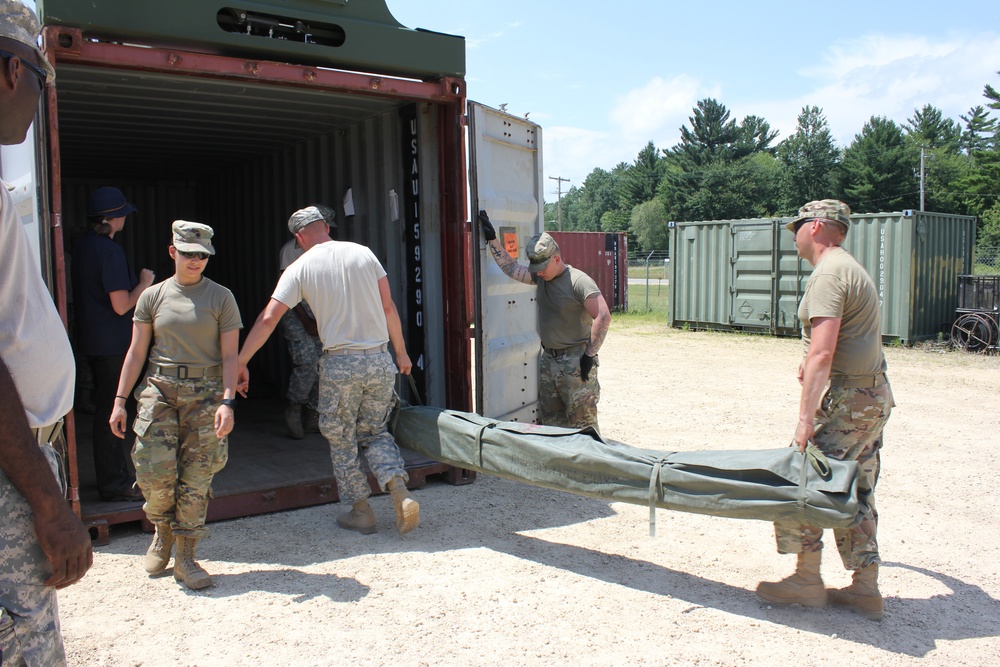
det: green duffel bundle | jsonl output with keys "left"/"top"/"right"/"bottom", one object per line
{"left": 390, "top": 406, "right": 872, "bottom": 535}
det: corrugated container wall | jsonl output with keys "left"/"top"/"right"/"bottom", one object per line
{"left": 669, "top": 212, "right": 977, "bottom": 344}
{"left": 548, "top": 232, "right": 628, "bottom": 311}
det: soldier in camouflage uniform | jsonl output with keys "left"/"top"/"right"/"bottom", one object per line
{"left": 756, "top": 200, "right": 893, "bottom": 621}
{"left": 277, "top": 207, "right": 333, "bottom": 439}
{"left": 0, "top": 2, "right": 93, "bottom": 664}
{"left": 111, "top": 221, "right": 242, "bottom": 590}
{"left": 479, "top": 212, "right": 611, "bottom": 431}
{"left": 239, "top": 206, "right": 420, "bottom": 536}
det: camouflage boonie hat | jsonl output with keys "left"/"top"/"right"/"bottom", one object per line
{"left": 526, "top": 232, "right": 559, "bottom": 272}
{"left": 172, "top": 220, "right": 216, "bottom": 255}
{"left": 786, "top": 199, "right": 852, "bottom": 233}
{"left": 288, "top": 205, "right": 329, "bottom": 234}
{"left": 0, "top": 0, "right": 56, "bottom": 84}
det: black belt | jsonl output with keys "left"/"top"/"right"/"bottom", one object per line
{"left": 31, "top": 419, "right": 64, "bottom": 444}
{"left": 151, "top": 364, "right": 223, "bottom": 379}
{"left": 543, "top": 343, "right": 587, "bottom": 358}
{"left": 829, "top": 372, "right": 887, "bottom": 389}
{"left": 325, "top": 344, "right": 388, "bottom": 357}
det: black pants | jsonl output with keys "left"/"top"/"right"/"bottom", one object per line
{"left": 87, "top": 354, "right": 135, "bottom": 498}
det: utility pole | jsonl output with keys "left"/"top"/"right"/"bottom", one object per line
{"left": 919, "top": 145, "right": 926, "bottom": 212}
{"left": 548, "top": 176, "right": 570, "bottom": 230}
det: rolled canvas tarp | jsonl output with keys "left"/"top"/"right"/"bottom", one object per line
{"left": 390, "top": 406, "right": 872, "bottom": 533}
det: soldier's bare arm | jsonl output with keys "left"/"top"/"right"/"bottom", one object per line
{"left": 583, "top": 293, "right": 612, "bottom": 356}
{"left": 0, "top": 357, "right": 93, "bottom": 588}
{"left": 794, "top": 316, "right": 841, "bottom": 451}
{"left": 486, "top": 238, "right": 534, "bottom": 285}
{"left": 215, "top": 328, "right": 240, "bottom": 438}
{"left": 379, "top": 276, "right": 412, "bottom": 375}
{"left": 111, "top": 322, "right": 153, "bottom": 438}
{"left": 238, "top": 298, "right": 290, "bottom": 395}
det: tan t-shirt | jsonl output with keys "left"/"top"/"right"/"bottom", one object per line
{"left": 798, "top": 247, "right": 886, "bottom": 377}
{"left": 534, "top": 265, "right": 601, "bottom": 350}
{"left": 135, "top": 276, "right": 243, "bottom": 369}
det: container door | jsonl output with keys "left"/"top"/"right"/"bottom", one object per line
{"left": 730, "top": 222, "right": 779, "bottom": 331}
{"left": 468, "top": 101, "right": 544, "bottom": 422}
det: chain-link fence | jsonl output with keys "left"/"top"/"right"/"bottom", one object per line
{"left": 627, "top": 251, "right": 670, "bottom": 313}
{"left": 975, "top": 247, "right": 1000, "bottom": 275}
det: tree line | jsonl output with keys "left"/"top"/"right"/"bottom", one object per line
{"left": 544, "top": 74, "right": 1000, "bottom": 256}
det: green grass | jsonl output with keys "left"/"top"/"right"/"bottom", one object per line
{"left": 625, "top": 283, "right": 669, "bottom": 316}
{"left": 626, "top": 266, "right": 669, "bottom": 280}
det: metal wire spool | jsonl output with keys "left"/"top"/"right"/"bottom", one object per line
{"left": 951, "top": 313, "right": 999, "bottom": 352}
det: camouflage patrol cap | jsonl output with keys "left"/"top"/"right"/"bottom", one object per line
{"left": 172, "top": 220, "right": 216, "bottom": 255}
{"left": 786, "top": 199, "right": 852, "bottom": 233}
{"left": 526, "top": 231, "right": 560, "bottom": 272}
{"left": 287, "top": 205, "right": 331, "bottom": 234}
{"left": 0, "top": 0, "right": 55, "bottom": 84}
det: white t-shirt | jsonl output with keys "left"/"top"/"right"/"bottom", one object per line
{"left": 0, "top": 183, "right": 75, "bottom": 427}
{"left": 272, "top": 240, "right": 389, "bottom": 352}
{"left": 278, "top": 238, "right": 304, "bottom": 271}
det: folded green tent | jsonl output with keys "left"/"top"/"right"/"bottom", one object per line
{"left": 390, "top": 406, "right": 872, "bottom": 534}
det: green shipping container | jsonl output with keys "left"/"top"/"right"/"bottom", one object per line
{"left": 668, "top": 211, "right": 977, "bottom": 344}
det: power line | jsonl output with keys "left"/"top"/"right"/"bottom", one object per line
{"left": 548, "top": 176, "right": 570, "bottom": 231}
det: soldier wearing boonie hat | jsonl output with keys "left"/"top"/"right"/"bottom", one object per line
{"left": 111, "top": 219, "right": 243, "bottom": 590}
{"left": 0, "top": 2, "right": 93, "bottom": 665}
{"left": 478, "top": 211, "right": 612, "bottom": 432}
{"left": 757, "top": 198, "right": 893, "bottom": 621}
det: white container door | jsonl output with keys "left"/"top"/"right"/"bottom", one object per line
{"left": 468, "top": 102, "right": 544, "bottom": 422}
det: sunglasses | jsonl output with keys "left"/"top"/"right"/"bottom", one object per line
{"left": 178, "top": 250, "right": 210, "bottom": 260}
{"left": 0, "top": 49, "right": 47, "bottom": 88}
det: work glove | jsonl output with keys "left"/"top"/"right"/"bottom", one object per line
{"left": 478, "top": 210, "right": 497, "bottom": 241}
{"left": 580, "top": 353, "right": 596, "bottom": 382}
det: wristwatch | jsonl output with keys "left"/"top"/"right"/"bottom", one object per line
{"left": 220, "top": 398, "right": 237, "bottom": 408}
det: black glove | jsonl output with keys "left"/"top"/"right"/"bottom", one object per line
{"left": 580, "top": 353, "right": 596, "bottom": 382}
{"left": 478, "top": 210, "right": 497, "bottom": 241}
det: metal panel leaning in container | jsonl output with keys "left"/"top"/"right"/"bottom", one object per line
{"left": 237, "top": 206, "right": 421, "bottom": 537}
{"left": 755, "top": 199, "right": 894, "bottom": 621}
{"left": 479, "top": 211, "right": 612, "bottom": 432}
{"left": 111, "top": 221, "right": 243, "bottom": 591}
{"left": 0, "top": 1, "right": 94, "bottom": 665}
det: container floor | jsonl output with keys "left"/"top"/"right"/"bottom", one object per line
{"left": 71, "top": 398, "right": 471, "bottom": 544}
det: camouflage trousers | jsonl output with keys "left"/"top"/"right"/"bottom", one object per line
{"left": 317, "top": 351, "right": 407, "bottom": 506}
{"left": 773, "top": 382, "right": 893, "bottom": 570}
{"left": 538, "top": 349, "right": 600, "bottom": 432}
{"left": 280, "top": 310, "right": 322, "bottom": 409}
{"left": 0, "top": 443, "right": 67, "bottom": 666}
{"left": 132, "top": 375, "right": 229, "bottom": 538}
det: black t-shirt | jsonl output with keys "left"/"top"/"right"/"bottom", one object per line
{"left": 72, "top": 230, "right": 137, "bottom": 356}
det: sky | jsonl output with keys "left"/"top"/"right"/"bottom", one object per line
{"left": 389, "top": 0, "right": 1000, "bottom": 200}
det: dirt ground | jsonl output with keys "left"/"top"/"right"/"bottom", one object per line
{"left": 58, "top": 324, "right": 1000, "bottom": 666}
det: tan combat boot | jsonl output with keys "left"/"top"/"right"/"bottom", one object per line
{"left": 173, "top": 536, "right": 213, "bottom": 590}
{"left": 144, "top": 523, "right": 174, "bottom": 575}
{"left": 756, "top": 551, "right": 827, "bottom": 607}
{"left": 284, "top": 402, "right": 304, "bottom": 439}
{"left": 336, "top": 499, "right": 377, "bottom": 534}
{"left": 387, "top": 476, "right": 419, "bottom": 535}
{"left": 828, "top": 563, "right": 883, "bottom": 620}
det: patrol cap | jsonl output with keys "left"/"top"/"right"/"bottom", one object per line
{"left": 87, "top": 186, "right": 136, "bottom": 218}
{"left": 172, "top": 220, "right": 216, "bottom": 255}
{"left": 288, "top": 205, "right": 336, "bottom": 234}
{"left": 0, "top": 0, "right": 55, "bottom": 84}
{"left": 526, "top": 232, "right": 560, "bottom": 272}
{"left": 786, "top": 199, "right": 852, "bottom": 234}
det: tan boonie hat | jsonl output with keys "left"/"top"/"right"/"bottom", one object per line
{"left": 785, "top": 199, "right": 852, "bottom": 233}
{"left": 172, "top": 220, "right": 216, "bottom": 255}
{"left": 288, "top": 205, "right": 331, "bottom": 234}
{"left": 0, "top": 0, "right": 56, "bottom": 84}
{"left": 526, "top": 232, "right": 559, "bottom": 272}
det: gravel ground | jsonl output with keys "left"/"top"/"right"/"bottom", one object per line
{"left": 58, "top": 324, "right": 1000, "bottom": 666}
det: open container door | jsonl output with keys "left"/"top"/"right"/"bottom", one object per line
{"left": 468, "top": 102, "right": 544, "bottom": 422}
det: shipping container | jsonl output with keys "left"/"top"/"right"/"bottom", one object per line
{"left": 7, "top": 0, "right": 547, "bottom": 540}
{"left": 548, "top": 232, "right": 628, "bottom": 312}
{"left": 668, "top": 211, "right": 977, "bottom": 344}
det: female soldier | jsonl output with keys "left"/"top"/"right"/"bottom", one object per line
{"left": 110, "top": 221, "right": 242, "bottom": 590}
